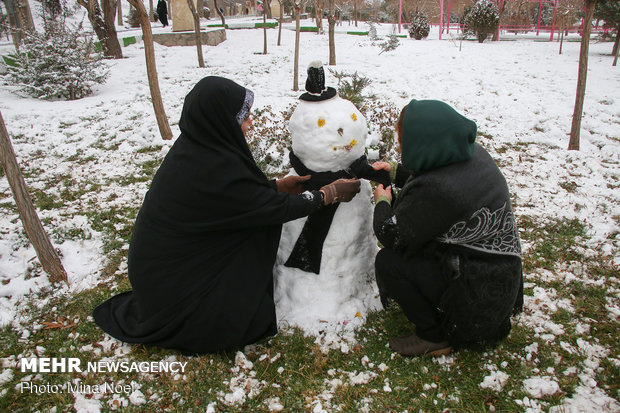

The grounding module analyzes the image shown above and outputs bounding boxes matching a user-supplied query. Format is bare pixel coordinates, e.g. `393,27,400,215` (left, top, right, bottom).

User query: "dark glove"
320,179,361,205
276,175,311,194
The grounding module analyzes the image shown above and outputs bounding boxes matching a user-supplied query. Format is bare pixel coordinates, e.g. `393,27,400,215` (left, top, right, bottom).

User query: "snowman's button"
318,118,326,127
352,113,358,121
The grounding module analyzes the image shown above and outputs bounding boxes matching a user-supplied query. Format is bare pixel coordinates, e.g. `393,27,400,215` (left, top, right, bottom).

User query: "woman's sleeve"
389,162,415,188
373,199,406,251
284,190,324,221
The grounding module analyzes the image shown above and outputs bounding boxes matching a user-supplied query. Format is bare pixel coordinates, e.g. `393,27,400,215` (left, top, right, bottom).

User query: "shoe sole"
426,347,452,357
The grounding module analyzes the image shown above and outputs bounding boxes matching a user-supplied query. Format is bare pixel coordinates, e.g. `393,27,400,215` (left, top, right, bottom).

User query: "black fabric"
372,145,523,349
157,0,168,26
300,64,338,102
438,249,522,349
299,87,337,102
284,152,390,273
93,76,322,354
375,248,450,342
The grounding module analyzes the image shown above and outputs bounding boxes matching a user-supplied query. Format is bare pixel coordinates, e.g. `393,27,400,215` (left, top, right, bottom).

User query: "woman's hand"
373,184,392,203
276,175,311,194
371,161,391,172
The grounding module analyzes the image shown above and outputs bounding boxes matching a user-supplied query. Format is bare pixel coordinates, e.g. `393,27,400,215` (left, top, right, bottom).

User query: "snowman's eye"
337,128,343,136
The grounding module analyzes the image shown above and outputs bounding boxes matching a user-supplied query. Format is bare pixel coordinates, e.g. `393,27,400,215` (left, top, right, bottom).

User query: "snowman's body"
273,96,381,334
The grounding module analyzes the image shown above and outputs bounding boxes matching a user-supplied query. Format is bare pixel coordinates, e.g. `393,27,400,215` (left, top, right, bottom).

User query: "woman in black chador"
157,0,168,27
93,76,360,354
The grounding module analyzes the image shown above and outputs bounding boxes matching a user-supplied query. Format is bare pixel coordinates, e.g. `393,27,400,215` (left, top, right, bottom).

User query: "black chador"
93,77,322,354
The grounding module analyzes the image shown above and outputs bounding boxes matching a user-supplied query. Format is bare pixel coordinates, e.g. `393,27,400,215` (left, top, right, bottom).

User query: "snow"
289,96,367,172
523,376,561,398
480,370,510,392
0,8,619,412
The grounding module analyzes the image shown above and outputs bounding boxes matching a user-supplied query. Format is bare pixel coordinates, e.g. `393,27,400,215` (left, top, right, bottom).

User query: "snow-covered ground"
0,13,618,412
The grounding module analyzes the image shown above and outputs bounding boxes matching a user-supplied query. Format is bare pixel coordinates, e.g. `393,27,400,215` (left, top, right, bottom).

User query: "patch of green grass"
85,205,138,253
136,145,163,154
519,216,587,272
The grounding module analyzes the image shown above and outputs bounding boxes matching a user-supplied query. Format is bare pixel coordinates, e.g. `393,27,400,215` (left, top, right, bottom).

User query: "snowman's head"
289,96,367,172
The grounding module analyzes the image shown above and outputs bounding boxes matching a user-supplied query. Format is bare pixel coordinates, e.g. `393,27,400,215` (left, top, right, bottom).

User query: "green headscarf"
400,100,477,173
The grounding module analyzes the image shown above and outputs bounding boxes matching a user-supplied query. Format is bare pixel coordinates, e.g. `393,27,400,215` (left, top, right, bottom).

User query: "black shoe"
388,331,451,357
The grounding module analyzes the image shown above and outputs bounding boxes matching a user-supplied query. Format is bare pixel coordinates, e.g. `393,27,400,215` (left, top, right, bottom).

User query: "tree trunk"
327,0,335,64
196,0,203,17
117,0,123,26
277,0,283,46
293,4,300,91
568,0,596,151
613,30,619,66
103,0,123,56
213,0,225,26
127,0,173,140
3,0,35,45
0,111,68,285
265,0,272,19
263,9,268,54
354,0,357,27
187,0,205,67
77,0,123,59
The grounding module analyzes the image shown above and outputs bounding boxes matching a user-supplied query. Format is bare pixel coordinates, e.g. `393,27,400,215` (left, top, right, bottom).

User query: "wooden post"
0,111,68,285
127,0,173,140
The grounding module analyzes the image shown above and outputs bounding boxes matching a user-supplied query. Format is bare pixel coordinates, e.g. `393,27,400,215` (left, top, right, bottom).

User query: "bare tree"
313,0,323,33
262,1,268,54
213,0,225,26
326,0,336,65
117,0,123,25
127,0,173,140
556,0,580,55
0,111,68,285
187,0,205,67
2,0,35,46
293,0,302,91
77,0,123,58
568,0,597,151
277,0,284,45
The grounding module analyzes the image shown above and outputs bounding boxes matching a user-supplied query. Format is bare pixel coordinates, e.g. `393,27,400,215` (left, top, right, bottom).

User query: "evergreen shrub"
463,0,500,43
3,21,109,100
409,11,430,40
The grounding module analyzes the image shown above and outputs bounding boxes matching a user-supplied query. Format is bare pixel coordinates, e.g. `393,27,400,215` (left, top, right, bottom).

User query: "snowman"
273,62,387,335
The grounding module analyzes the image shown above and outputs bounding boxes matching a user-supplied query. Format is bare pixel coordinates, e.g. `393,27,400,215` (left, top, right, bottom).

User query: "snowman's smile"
332,139,358,152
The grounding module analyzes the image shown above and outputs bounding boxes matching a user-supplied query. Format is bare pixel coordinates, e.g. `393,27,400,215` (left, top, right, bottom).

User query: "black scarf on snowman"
285,151,390,274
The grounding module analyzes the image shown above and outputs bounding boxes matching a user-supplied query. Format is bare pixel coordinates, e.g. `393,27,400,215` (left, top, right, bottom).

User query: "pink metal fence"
430,0,609,41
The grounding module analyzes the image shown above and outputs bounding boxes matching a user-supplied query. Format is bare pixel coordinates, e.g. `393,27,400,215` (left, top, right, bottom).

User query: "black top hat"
300,61,337,102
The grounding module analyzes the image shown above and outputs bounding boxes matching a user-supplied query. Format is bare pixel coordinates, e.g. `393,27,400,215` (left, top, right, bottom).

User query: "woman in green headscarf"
371,100,523,357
